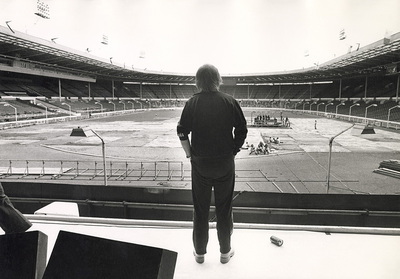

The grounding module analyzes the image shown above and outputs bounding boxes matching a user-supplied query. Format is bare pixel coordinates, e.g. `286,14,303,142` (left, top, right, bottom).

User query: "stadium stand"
1,75,399,103
0,26,399,127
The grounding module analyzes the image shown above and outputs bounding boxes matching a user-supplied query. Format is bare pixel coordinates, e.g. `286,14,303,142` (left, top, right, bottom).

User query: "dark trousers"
191,154,235,254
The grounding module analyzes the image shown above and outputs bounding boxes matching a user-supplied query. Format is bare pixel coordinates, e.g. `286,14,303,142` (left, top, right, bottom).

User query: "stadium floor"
0,107,399,194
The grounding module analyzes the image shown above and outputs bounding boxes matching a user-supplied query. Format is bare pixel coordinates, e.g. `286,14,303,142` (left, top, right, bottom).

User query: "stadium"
1,1,400,278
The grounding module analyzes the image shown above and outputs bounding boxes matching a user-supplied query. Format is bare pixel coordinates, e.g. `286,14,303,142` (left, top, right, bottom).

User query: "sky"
1,0,399,75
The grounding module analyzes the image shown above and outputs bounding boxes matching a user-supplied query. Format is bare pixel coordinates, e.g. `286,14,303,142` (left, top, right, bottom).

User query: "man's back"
179,91,247,158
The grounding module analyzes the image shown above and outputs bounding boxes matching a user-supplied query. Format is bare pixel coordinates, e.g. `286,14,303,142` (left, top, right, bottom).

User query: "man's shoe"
220,248,234,264
193,251,205,264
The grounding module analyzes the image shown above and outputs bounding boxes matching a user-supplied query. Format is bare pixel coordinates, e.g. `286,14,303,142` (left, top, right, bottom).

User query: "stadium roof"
0,25,399,84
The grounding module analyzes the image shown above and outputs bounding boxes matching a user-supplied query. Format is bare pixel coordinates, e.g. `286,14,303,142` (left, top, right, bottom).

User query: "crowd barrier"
0,108,146,130
249,107,400,130
2,105,400,131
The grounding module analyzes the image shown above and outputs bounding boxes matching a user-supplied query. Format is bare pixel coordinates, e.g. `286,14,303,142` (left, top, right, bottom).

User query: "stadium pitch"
0,107,399,194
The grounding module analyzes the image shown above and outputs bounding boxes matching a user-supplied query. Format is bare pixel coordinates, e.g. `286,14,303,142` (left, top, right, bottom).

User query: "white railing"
0,108,145,130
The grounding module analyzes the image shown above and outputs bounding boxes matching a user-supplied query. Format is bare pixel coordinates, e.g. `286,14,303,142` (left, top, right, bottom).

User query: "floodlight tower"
34,0,50,19
5,21,15,33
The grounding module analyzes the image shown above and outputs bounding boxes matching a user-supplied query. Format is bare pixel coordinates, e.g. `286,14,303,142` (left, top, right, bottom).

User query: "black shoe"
193,251,205,264
220,248,234,264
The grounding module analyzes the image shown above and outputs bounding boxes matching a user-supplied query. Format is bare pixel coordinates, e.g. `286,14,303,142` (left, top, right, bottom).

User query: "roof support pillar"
58,79,62,101
279,84,281,99
88,82,91,99
112,80,115,100
396,74,399,103
364,76,368,102
338,79,342,100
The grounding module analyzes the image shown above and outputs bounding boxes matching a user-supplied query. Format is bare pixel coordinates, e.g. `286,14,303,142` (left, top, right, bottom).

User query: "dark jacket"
177,91,247,158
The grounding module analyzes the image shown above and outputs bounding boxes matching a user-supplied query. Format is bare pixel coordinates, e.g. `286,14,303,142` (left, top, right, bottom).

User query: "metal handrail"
0,159,186,182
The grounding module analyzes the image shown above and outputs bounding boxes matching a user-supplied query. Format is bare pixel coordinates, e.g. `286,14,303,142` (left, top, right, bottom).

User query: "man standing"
177,64,247,264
